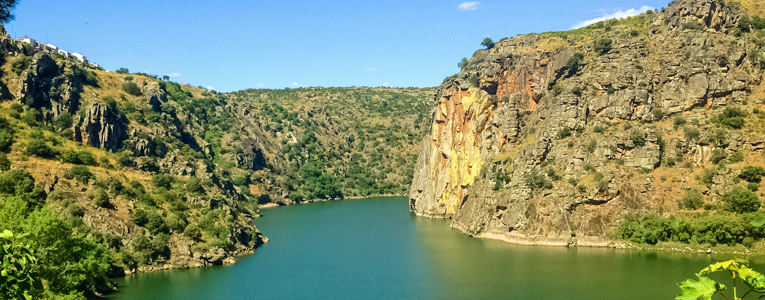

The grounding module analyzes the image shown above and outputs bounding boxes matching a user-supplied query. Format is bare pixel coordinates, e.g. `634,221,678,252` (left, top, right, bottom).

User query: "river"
111,196,765,299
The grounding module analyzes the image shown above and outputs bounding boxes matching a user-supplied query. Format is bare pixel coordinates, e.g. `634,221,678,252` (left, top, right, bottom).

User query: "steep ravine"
410,0,765,247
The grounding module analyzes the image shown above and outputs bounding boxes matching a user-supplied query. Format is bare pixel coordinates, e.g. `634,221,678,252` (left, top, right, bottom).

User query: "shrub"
709,149,727,164
571,86,582,96
586,139,597,153
183,224,202,241
52,112,73,133
565,53,584,76
629,130,646,147
740,166,765,183
684,127,700,141
729,152,744,163
558,127,572,139
594,38,613,55
652,108,663,120
524,169,552,190
186,177,204,194
68,165,94,183
722,187,760,214
748,182,760,192
712,107,746,129
682,22,704,30
21,108,41,126
468,74,479,87
93,188,110,208
680,189,703,209
11,56,32,75
0,153,9,171
117,151,133,167
122,81,142,96
673,116,686,127
593,125,606,134
701,168,716,185
0,129,14,152
152,174,175,189
577,185,587,193
115,67,129,74
26,139,57,158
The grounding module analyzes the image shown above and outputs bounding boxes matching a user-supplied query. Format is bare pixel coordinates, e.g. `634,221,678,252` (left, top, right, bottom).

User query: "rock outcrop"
410,0,764,245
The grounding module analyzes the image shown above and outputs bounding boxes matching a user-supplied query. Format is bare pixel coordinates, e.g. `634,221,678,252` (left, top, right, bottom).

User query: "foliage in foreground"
676,259,765,300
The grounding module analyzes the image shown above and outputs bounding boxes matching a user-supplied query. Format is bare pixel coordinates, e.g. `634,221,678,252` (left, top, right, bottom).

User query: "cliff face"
411,0,765,245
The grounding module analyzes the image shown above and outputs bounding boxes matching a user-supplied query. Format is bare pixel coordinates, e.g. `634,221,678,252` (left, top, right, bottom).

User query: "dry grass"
730,0,765,17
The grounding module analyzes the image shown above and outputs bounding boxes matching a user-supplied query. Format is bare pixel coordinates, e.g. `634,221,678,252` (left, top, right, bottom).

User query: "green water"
111,197,765,299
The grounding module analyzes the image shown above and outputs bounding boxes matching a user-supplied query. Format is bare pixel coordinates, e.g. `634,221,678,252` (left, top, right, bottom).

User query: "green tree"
740,166,765,183
481,37,495,49
0,0,19,23
722,187,760,214
26,139,56,158
122,81,142,96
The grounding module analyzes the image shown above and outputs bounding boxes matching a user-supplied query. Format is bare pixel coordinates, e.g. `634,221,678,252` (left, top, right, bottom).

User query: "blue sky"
8,0,670,92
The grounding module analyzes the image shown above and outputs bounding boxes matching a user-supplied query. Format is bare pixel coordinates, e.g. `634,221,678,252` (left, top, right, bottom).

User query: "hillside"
410,0,765,250
0,24,433,298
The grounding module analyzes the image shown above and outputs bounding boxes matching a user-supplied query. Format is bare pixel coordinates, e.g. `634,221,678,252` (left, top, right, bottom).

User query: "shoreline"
258,193,404,209
440,214,764,258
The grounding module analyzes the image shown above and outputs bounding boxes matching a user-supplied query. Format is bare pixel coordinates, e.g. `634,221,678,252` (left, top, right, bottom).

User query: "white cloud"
381,82,390,87
169,72,182,77
206,86,216,91
366,67,378,72
571,6,654,29
291,82,299,87
457,1,479,11
257,83,264,87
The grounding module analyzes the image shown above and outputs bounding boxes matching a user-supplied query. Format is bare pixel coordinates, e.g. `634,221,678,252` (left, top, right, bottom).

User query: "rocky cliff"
410,0,765,246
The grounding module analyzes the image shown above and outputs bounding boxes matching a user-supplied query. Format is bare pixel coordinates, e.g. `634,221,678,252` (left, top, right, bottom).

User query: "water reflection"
113,197,765,300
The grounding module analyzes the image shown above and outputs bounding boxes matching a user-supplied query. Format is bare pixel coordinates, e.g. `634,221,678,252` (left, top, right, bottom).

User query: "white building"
71,52,87,63
57,49,69,58
17,36,36,47
43,43,57,51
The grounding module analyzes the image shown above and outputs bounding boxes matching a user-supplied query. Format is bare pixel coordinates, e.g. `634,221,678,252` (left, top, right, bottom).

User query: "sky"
7,0,670,92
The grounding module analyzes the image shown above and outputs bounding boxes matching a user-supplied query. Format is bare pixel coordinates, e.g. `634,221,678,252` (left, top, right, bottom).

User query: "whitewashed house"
43,43,57,51
17,36,36,47
71,52,87,63
57,49,69,58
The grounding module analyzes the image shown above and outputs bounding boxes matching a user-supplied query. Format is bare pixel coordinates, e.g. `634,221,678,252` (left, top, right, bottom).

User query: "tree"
457,57,469,69
481,37,495,49
162,75,170,81
0,0,18,23
722,187,760,214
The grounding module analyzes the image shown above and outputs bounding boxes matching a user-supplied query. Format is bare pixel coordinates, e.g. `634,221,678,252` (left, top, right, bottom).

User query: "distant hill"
0,23,433,297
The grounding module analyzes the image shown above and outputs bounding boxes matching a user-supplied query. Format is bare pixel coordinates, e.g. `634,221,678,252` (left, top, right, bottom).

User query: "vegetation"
614,212,765,246
594,38,613,55
722,187,760,214
676,259,765,300
481,38,495,49
122,81,142,96
712,107,747,129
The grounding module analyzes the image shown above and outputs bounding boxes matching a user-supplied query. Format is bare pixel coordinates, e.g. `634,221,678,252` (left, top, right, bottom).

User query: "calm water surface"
112,197,765,299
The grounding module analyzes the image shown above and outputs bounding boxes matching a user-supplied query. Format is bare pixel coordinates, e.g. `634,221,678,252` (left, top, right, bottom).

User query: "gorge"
2,0,765,298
